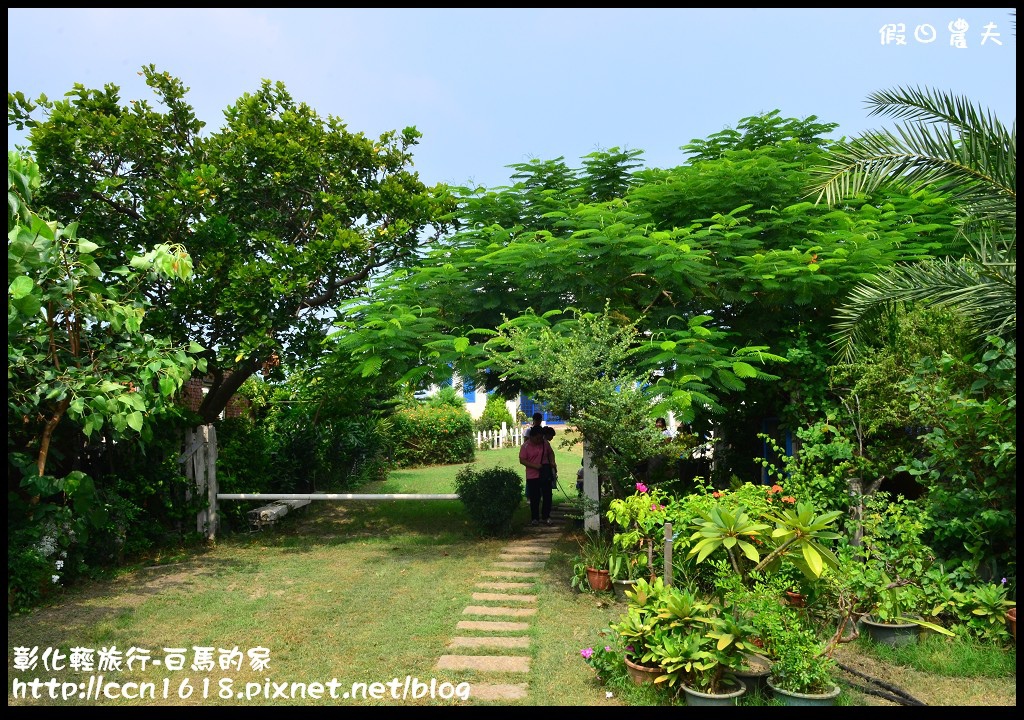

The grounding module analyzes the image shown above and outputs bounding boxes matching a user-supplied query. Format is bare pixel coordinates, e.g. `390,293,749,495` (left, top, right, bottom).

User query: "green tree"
810,86,1016,361
330,112,963,482
8,151,203,477
9,65,453,423
8,151,203,609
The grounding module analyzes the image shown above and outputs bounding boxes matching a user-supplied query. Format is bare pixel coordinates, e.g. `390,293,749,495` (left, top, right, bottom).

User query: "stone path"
435,504,572,703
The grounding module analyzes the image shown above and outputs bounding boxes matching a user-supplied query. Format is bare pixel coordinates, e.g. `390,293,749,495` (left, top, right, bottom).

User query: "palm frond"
809,86,1016,233
831,256,1016,362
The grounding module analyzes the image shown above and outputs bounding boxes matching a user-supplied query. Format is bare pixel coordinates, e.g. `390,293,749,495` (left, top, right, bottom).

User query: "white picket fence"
474,422,528,450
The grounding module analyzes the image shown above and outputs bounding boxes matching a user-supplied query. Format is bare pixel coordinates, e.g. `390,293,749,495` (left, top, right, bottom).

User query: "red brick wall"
181,378,205,413
179,375,251,420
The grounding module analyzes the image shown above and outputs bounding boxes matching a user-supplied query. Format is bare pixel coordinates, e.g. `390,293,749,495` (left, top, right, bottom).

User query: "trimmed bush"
390,405,475,467
474,393,516,432
454,465,524,536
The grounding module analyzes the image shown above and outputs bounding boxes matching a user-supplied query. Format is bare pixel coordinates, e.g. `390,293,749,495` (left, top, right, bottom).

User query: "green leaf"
11,294,41,317
126,411,144,432
159,377,176,397
732,361,757,378
9,275,35,299
802,542,824,577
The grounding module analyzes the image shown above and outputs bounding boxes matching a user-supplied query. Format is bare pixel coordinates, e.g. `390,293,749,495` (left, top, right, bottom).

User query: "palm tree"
809,85,1015,361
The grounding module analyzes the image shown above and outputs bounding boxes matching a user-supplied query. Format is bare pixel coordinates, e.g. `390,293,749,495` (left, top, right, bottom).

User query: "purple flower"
581,648,594,660
604,646,612,652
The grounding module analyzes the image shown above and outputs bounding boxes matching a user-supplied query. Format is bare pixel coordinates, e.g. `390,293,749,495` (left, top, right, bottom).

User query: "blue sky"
8,8,1017,190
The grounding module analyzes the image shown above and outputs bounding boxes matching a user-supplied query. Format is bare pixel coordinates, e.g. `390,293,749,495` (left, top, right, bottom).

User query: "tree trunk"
196,357,260,424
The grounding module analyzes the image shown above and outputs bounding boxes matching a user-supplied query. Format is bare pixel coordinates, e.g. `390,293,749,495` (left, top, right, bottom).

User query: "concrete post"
582,441,600,532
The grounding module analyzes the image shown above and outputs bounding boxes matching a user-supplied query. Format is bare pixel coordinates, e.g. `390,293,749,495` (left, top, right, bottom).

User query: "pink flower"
636,483,648,493
604,646,612,652
581,648,594,660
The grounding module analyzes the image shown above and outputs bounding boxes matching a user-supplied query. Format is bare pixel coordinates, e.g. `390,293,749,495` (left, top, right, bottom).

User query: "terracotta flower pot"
586,566,612,591
623,655,665,685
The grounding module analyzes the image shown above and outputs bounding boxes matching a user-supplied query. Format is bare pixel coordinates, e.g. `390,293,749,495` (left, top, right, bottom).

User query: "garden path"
435,503,572,702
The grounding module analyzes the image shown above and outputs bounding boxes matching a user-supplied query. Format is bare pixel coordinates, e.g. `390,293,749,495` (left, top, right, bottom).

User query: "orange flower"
782,496,796,504
712,491,722,498
769,484,783,494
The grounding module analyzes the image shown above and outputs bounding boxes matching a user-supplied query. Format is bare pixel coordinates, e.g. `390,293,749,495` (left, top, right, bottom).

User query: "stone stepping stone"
463,605,536,617
501,546,551,554
499,556,549,563
475,582,535,590
471,592,536,603
456,620,529,632
447,636,529,650
501,545,552,553
479,570,539,578
436,655,529,673
492,561,545,570
467,683,528,701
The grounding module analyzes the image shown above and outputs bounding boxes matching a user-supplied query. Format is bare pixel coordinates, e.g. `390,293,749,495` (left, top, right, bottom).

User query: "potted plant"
608,577,672,683
636,581,754,704
609,548,648,601
606,483,669,582
610,606,667,683
763,614,841,706
575,529,615,591
676,610,754,705
840,493,955,645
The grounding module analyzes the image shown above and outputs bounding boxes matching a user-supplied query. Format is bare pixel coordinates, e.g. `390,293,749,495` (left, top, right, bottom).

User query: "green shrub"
390,405,475,467
475,393,515,432
426,385,466,410
899,336,1016,581
454,465,523,536
215,416,276,529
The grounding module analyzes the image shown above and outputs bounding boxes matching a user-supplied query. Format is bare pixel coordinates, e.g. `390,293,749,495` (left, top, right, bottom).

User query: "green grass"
860,631,1016,678
7,441,1015,706
380,442,583,496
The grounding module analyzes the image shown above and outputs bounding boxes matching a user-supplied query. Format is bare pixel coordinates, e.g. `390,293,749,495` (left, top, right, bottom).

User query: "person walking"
519,427,554,525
